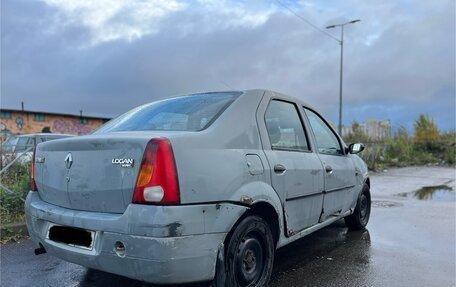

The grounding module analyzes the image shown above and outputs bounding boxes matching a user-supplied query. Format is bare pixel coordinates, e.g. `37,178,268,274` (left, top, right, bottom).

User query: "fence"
0,146,33,203
0,146,34,225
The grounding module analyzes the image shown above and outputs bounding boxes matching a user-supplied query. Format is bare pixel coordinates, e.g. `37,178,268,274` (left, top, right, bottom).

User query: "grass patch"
0,225,27,244
0,163,29,225
349,133,455,171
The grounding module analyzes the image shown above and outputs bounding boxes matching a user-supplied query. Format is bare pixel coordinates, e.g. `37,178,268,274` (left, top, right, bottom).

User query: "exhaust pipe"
34,244,46,255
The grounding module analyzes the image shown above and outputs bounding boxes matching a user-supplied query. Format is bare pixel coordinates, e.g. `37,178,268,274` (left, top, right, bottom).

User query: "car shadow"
79,269,207,287
270,220,372,286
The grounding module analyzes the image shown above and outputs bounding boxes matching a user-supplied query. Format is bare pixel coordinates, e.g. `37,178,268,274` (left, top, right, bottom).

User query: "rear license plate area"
48,225,95,250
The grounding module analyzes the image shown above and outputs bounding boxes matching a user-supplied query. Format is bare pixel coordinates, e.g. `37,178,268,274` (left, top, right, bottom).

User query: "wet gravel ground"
1,166,455,287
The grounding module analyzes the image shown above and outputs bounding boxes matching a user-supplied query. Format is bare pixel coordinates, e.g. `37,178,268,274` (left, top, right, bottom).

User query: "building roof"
0,108,111,120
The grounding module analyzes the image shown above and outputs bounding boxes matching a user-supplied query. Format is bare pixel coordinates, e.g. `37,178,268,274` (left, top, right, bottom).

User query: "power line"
273,0,340,42
219,79,234,90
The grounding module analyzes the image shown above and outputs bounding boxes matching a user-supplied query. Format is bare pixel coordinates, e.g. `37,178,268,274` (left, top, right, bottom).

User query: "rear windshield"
95,92,241,133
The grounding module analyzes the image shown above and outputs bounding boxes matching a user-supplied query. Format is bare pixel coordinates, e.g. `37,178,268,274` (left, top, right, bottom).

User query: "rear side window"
95,92,241,133
265,100,310,151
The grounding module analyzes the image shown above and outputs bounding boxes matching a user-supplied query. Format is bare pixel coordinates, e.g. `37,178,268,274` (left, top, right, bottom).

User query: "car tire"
345,183,371,230
223,215,275,287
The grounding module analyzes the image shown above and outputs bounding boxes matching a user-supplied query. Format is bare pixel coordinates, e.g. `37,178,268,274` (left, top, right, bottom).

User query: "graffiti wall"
52,119,92,134
0,110,109,136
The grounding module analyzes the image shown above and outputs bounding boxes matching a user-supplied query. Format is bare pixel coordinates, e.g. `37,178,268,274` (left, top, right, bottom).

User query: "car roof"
179,89,314,108
241,89,317,111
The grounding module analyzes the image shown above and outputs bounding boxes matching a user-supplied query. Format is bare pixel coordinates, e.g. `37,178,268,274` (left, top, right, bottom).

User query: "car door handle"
274,164,286,174
325,165,333,174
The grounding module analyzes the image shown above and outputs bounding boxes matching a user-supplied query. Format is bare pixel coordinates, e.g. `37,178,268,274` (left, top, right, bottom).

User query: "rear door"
303,108,356,220
262,98,324,235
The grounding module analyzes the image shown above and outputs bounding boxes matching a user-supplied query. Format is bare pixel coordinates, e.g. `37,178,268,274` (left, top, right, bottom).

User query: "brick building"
0,109,111,138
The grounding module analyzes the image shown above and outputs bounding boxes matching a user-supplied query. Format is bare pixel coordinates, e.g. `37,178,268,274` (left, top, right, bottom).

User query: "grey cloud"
1,0,454,131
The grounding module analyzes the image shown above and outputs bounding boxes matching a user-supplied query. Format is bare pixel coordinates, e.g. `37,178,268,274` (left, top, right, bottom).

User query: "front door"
303,108,356,220
263,99,324,235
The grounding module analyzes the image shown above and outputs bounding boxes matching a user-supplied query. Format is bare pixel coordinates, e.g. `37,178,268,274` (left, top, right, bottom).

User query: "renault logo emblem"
64,153,73,169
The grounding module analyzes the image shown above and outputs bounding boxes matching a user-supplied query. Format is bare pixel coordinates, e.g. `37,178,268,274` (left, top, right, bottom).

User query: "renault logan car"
26,90,370,286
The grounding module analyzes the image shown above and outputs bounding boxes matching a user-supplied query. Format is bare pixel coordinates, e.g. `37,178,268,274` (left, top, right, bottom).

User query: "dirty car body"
25,90,370,285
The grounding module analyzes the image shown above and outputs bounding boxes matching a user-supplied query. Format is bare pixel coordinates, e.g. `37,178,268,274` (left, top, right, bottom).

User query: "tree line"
343,114,455,169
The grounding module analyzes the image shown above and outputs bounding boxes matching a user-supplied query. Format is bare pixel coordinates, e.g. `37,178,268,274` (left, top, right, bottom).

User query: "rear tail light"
30,149,38,191
132,138,180,205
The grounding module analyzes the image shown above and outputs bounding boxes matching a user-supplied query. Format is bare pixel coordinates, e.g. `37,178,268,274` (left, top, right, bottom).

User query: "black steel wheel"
345,183,371,230
224,215,274,287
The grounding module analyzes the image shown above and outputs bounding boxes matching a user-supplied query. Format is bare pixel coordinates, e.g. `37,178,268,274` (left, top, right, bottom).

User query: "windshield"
95,92,241,133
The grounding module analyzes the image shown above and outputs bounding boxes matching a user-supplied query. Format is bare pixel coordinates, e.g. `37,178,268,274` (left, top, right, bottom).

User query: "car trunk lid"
34,133,162,213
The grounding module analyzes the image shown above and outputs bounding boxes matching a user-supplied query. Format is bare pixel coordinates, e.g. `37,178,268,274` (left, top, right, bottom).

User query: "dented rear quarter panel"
171,90,275,204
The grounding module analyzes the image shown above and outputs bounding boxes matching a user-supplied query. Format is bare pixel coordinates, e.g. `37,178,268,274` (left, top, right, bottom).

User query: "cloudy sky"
1,0,455,132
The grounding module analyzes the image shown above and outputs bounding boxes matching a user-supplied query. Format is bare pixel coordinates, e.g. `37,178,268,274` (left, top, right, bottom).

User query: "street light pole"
326,19,360,136
338,25,344,136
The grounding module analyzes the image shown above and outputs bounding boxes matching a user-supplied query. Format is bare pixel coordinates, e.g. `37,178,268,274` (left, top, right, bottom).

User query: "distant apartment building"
342,119,392,140
0,108,110,138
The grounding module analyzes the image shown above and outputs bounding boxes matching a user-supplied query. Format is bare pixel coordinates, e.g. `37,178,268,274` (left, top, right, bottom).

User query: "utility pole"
326,19,360,135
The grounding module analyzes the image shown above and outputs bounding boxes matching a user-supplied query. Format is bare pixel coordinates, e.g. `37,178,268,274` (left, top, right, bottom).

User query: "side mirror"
348,143,365,154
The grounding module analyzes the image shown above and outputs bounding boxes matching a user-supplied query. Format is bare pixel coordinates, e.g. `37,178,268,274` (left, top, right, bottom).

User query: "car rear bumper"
25,192,248,284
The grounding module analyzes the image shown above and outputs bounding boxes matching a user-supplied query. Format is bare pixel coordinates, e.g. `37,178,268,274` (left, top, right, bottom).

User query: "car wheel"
345,183,371,230
224,215,275,287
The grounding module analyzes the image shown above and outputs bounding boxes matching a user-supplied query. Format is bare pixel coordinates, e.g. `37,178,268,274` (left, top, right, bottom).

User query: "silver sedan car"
26,90,370,286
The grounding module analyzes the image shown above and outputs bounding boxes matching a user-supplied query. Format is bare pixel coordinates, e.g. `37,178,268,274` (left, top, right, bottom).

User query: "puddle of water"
398,185,455,202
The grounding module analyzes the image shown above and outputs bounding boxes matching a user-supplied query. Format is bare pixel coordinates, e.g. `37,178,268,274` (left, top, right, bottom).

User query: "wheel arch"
223,181,285,249
245,201,280,244
224,200,282,251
